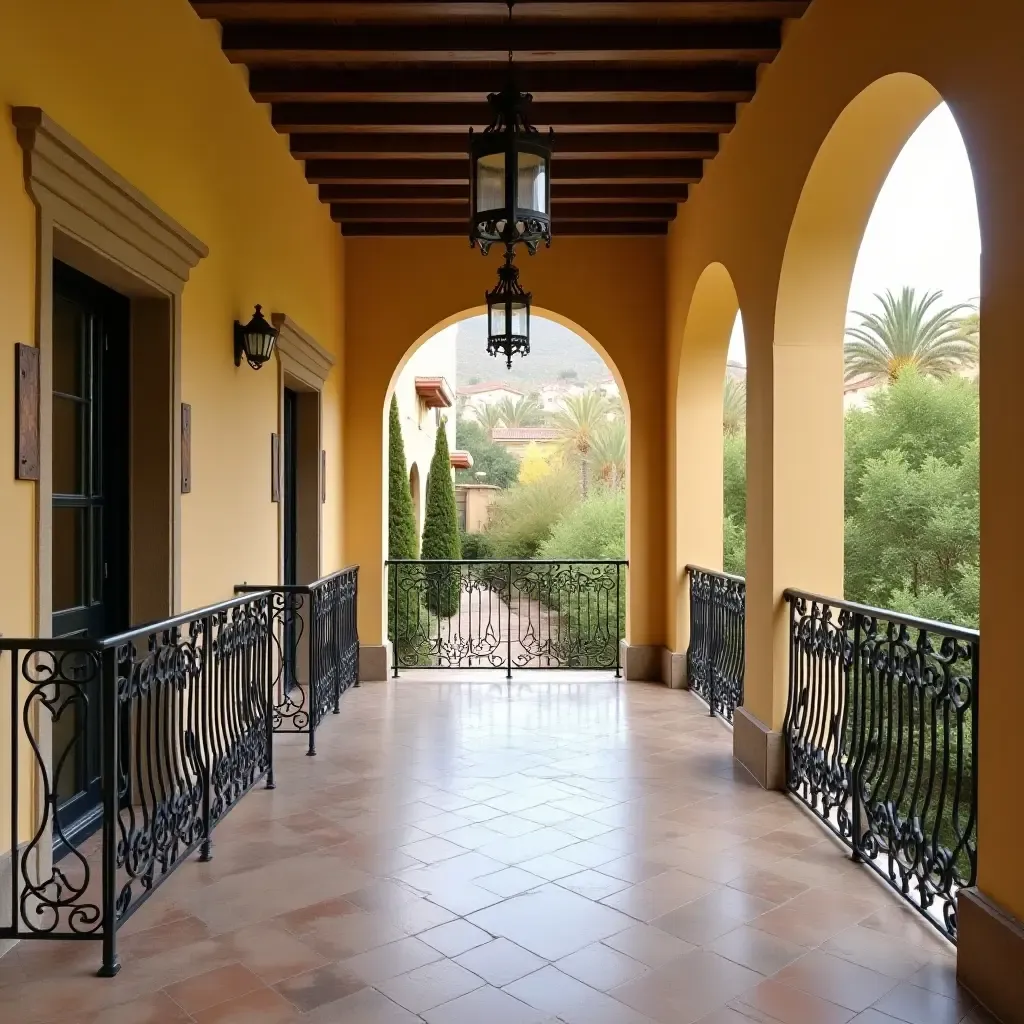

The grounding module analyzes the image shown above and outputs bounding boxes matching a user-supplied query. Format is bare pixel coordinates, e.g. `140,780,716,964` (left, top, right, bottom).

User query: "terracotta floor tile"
301,986,423,1023
730,978,855,1024
598,856,673,884
213,923,329,984
516,853,583,881
399,837,467,864
477,828,577,865
558,816,618,841
419,919,493,957
725,868,811,905
653,887,776,945
274,895,362,935
870,981,976,1024
191,985,299,1024
505,964,654,1022
600,870,719,923
453,938,548,987
272,961,367,1012
376,958,485,1011
71,992,194,1024
120,914,214,962
421,984,552,1024
773,950,899,1012
556,942,650,991
821,925,940,980
477,867,548,897
602,923,696,969
340,935,443,984
163,963,265,1014
709,924,807,976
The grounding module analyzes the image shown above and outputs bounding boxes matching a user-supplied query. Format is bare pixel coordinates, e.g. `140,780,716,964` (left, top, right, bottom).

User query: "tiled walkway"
1,678,993,1024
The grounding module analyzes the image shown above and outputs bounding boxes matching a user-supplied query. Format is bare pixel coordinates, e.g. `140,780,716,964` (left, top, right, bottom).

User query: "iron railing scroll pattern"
685,566,745,722
784,590,978,943
235,566,359,755
387,560,626,677
0,591,274,977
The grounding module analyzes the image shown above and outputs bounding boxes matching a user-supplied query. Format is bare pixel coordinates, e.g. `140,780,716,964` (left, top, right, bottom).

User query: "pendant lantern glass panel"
476,152,505,214
517,150,547,215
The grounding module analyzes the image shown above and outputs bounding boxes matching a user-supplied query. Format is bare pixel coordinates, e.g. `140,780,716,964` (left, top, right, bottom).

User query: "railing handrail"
685,564,746,584
386,558,628,565
0,589,274,652
783,586,979,643
235,564,360,596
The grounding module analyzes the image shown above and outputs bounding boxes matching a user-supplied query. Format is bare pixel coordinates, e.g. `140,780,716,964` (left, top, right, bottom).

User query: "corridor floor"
0,680,993,1024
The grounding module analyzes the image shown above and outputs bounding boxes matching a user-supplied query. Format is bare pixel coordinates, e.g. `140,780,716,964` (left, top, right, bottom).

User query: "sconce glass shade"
234,304,279,370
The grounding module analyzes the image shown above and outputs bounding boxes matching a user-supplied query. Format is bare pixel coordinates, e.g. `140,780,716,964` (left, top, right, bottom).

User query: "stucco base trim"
359,643,391,682
958,887,1024,1024
620,642,663,682
661,649,687,689
734,707,785,790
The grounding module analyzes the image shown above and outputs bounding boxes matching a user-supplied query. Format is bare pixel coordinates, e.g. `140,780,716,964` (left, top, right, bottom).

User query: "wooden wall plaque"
271,433,281,502
180,403,192,493
15,344,40,481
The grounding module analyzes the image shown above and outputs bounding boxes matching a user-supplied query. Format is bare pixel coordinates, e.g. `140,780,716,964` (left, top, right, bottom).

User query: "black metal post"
306,592,317,756
265,601,277,790
849,611,863,861
615,562,622,679
506,561,513,680
199,614,214,862
98,646,121,978
392,562,400,678
353,569,361,687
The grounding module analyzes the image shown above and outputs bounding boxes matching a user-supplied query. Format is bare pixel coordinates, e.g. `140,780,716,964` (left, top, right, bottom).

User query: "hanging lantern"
486,246,531,368
468,1,553,255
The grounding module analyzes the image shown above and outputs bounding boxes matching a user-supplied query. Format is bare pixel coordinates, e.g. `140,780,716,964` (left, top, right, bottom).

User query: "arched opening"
384,307,630,676
771,74,980,942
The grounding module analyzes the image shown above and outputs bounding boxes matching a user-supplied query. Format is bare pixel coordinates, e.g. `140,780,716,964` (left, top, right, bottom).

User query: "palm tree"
844,287,976,384
495,394,542,427
954,309,980,365
723,376,746,436
591,418,627,489
471,401,506,434
553,390,612,496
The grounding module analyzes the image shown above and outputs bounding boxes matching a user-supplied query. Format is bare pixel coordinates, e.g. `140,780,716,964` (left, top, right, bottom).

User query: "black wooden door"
50,260,130,852
283,388,299,689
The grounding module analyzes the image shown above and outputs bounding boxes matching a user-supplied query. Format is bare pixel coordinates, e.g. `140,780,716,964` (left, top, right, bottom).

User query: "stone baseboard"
733,707,785,790
619,642,664,682
661,649,687,689
958,887,1024,1023
358,643,391,682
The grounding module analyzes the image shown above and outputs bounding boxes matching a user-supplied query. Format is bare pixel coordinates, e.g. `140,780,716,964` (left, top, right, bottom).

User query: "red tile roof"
490,427,561,442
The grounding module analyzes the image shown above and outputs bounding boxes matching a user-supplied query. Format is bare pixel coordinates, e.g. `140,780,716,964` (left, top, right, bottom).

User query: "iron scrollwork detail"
686,567,745,721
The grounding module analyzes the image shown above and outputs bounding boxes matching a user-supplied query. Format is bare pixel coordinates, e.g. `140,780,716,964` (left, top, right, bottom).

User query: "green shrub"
486,473,579,558
387,395,419,653
537,488,625,560
461,531,495,560
454,419,520,488
420,418,462,616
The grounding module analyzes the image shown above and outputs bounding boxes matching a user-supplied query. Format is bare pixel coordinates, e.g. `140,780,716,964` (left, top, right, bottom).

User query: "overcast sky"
728,103,980,365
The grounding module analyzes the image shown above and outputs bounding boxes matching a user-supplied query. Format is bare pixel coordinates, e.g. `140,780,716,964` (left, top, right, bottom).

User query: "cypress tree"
420,417,462,616
388,395,417,560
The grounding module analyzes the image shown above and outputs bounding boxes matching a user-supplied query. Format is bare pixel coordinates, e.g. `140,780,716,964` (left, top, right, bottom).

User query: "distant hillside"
456,315,611,387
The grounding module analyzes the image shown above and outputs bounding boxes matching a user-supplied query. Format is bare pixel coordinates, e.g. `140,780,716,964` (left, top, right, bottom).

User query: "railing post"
98,644,121,978
615,562,622,679
392,562,400,679
850,610,862,862
352,569,361,688
265,599,277,790
200,615,214,862
306,591,317,756
708,575,717,718
506,561,513,680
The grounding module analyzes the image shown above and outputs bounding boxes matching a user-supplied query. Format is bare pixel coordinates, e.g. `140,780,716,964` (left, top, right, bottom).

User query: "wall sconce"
234,304,279,370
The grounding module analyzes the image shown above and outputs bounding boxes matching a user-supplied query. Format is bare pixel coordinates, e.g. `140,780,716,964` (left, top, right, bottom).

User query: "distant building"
392,326,457,545
455,483,500,533
844,374,880,411
457,381,524,415
490,426,561,459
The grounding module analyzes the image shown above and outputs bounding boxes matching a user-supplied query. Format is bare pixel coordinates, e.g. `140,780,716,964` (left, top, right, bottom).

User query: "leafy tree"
538,488,625,560
590,418,627,489
844,287,976,384
388,395,418,559
723,376,746,436
495,394,543,427
420,417,462,615
518,442,554,485
454,419,520,488
553,390,612,496
723,515,746,576
460,531,495,560
558,369,578,380
723,432,746,527
486,474,579,558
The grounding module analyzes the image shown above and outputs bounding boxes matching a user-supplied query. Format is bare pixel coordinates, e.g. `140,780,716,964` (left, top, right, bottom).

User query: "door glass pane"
52,396,84,495
53,296,83,397
517,152,547,214
53,507,85,612
476,153,505,213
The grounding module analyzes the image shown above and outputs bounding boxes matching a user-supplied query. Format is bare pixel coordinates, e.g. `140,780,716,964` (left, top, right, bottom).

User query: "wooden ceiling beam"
305,157,703,183
291,132,718,159
249,64,758,103
222,21,782,64
195,3,810,25
340,220,670,236
317,181,690,202
330,201,677,221
273,101,735,132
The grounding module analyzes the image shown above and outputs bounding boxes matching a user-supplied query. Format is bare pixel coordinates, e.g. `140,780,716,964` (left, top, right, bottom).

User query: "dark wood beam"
305,157,703,183
273,101,735,132
330,201,677,221
291,132,718,159
317,181,690,202
195,3,810,24
222,21,782,64
340,220,670,237
249,64,758,103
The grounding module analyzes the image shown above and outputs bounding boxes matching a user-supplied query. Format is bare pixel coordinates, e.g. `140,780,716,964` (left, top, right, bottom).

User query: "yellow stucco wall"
0,0,345,850
343,236,666,652
0,0,346,628
666,0,1024,923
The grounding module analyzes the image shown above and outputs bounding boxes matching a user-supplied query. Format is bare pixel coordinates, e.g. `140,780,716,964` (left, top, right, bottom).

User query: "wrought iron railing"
386,559,626,677
685,566,745,721
236,565,359,755
784,589,978,943
0,591,274,977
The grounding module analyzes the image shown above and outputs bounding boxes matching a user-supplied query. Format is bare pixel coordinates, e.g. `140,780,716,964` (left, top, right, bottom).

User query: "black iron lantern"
468,1,553,255
486,247,531,368
234,304,279,370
